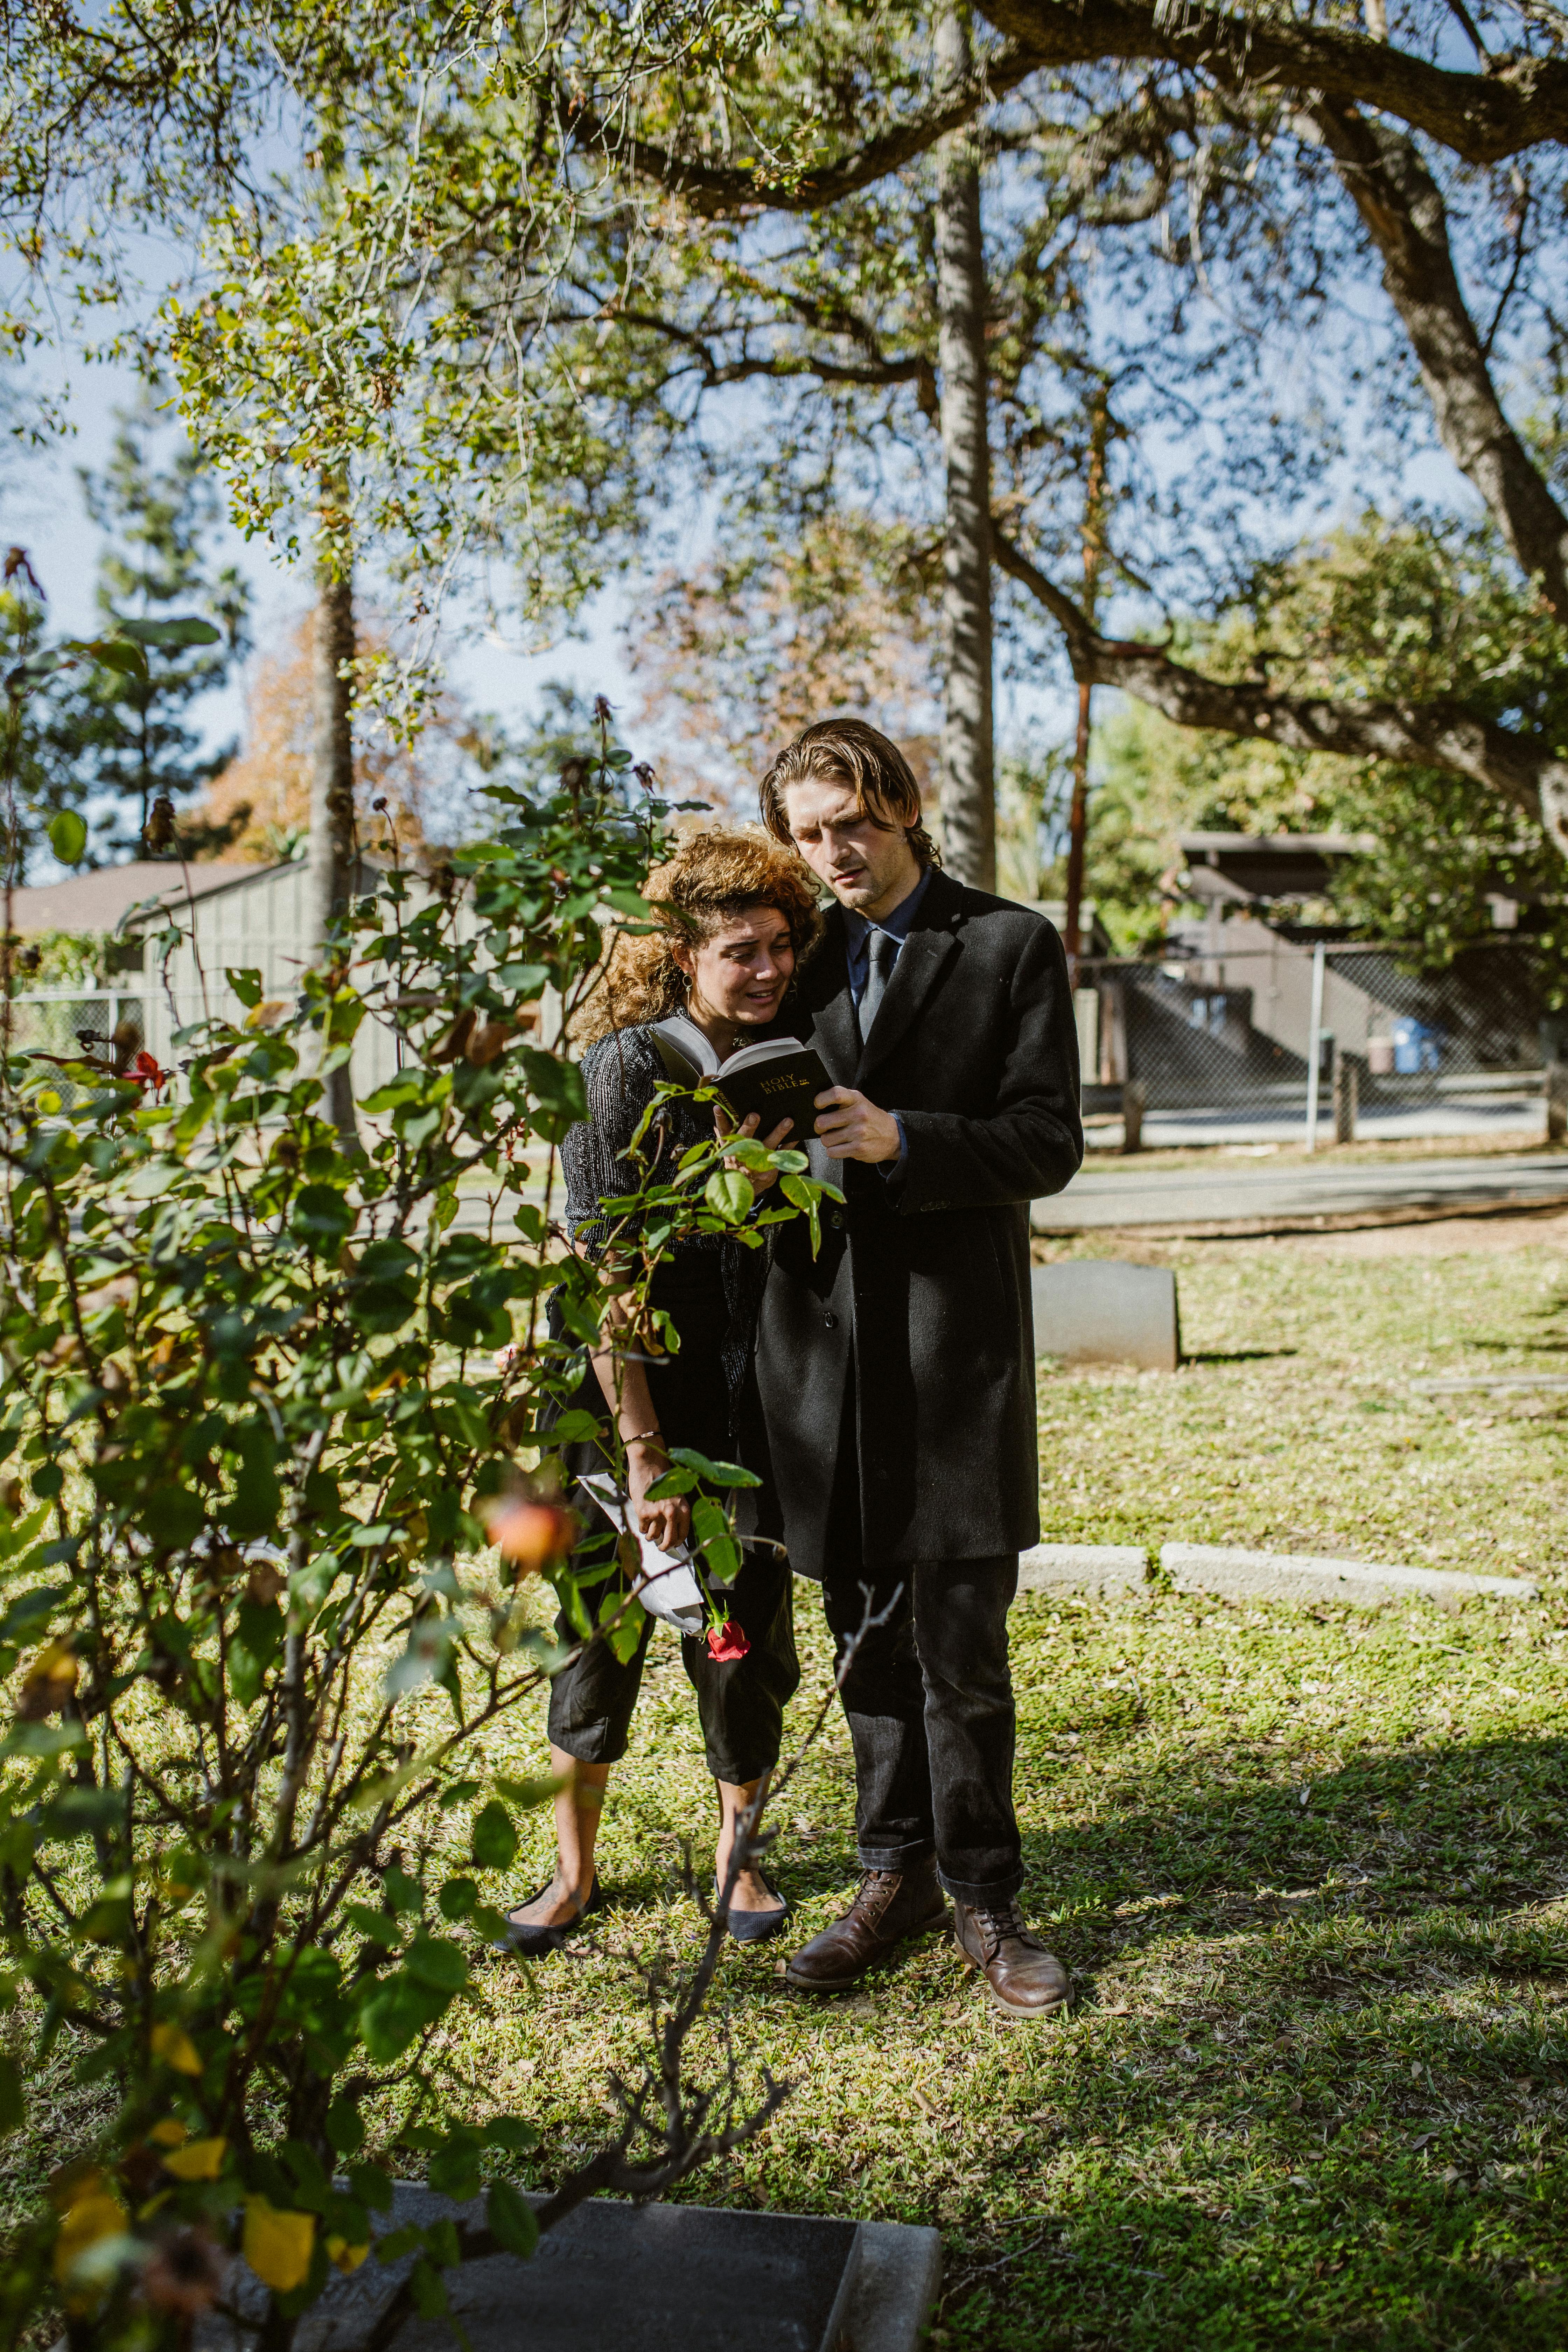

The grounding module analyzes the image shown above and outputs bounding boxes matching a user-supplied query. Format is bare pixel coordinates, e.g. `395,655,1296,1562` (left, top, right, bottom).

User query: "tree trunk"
1063,681,1092,958
309,475,358,1143
1310,104,1568,625
1063,391,1111,962
934,8,996,891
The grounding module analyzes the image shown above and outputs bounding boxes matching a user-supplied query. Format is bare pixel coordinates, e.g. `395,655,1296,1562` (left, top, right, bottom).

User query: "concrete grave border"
189,2182,940,2352
1017,1542,1538,1606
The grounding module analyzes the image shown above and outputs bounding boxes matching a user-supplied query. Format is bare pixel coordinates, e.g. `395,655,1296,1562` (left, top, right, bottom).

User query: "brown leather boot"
784,1857,950,1993
953,1899,1072,2020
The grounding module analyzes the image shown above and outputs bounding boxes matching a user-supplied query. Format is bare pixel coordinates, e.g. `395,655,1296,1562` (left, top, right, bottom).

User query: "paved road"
1032,1151,1568,1232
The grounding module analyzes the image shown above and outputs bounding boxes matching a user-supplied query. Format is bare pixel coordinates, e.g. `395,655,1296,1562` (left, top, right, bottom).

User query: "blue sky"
4,346,646,763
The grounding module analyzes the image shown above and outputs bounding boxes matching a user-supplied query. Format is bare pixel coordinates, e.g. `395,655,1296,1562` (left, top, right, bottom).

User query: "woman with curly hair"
505,827,824,1954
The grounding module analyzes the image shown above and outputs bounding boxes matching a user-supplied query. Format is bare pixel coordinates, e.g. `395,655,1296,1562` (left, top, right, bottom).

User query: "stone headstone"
1031,1261,1180,1372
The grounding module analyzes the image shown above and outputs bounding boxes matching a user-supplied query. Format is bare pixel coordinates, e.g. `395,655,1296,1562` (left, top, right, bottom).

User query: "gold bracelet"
624,1428,667,1449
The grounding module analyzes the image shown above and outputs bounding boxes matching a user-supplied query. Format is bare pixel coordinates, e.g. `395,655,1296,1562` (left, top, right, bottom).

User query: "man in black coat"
754,719,1083,2020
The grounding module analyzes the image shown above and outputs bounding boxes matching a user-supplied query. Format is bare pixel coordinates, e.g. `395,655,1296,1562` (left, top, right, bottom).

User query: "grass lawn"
7,1220,1566,2348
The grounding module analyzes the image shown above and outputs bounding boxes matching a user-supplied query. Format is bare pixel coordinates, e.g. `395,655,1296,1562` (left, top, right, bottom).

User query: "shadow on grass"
1181,1348,1300,1364
497,1701,1568,2348
932,1730,1568,2350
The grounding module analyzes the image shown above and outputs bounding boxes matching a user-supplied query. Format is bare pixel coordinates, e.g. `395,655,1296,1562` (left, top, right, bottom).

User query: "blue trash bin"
1392,1017,1443,1074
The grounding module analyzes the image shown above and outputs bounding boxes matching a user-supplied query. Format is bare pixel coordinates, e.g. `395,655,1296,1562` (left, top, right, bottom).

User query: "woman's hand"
627,1435,690,1552
715,1106,797,1196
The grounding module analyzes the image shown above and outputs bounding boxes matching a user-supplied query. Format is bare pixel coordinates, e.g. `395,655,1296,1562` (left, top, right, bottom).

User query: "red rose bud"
706,1619,750,1662
483,1497,576,1574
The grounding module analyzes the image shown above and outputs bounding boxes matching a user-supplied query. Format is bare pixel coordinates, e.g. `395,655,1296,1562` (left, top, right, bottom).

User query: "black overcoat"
755,867,1083,1576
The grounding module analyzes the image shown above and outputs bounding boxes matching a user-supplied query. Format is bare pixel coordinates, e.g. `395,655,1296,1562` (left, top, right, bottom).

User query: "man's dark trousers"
820,1376,1021,1903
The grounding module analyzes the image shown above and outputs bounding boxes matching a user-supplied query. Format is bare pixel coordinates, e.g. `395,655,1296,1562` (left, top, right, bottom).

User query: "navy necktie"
859,928,898,1044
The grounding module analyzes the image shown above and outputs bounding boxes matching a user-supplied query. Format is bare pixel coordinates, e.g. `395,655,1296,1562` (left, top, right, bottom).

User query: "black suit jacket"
755,867,1083,1575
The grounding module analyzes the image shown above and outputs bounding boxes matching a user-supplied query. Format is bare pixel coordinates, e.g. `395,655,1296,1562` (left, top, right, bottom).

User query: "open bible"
650,1013,829,1142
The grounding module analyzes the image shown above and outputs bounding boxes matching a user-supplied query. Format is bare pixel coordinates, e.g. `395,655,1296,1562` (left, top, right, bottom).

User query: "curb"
1017,1544,1149,1594
1015,1541,1539,1606
1161,1542,1538,1605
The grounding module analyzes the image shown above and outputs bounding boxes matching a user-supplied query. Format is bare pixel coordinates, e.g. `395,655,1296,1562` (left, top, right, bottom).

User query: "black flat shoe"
500,1873,604,1957
714,1875,791,1945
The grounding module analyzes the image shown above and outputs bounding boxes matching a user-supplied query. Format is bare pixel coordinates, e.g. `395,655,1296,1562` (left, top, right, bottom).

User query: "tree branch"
992,524,1568,853
570,44,1043,216
606,304,931,397
1306,103,1568,623
974,0,1568,165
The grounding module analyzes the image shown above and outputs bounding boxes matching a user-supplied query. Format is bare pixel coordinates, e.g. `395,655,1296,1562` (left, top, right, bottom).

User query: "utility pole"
1064,388,1112,967
308,469,358,1144
933,8,995,891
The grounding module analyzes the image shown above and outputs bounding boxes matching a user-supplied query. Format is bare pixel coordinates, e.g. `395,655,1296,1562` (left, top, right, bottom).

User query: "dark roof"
1177,832,1377,902
6,861,275,936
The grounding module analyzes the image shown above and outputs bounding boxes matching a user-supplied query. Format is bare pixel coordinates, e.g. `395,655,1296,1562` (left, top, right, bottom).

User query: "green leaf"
471,1800,517,1871
0,1586,67,1643
42,1785,124,1840
144,1482,205,1549
490,1773,561,1811
229,1426,281,1536
48,810,87,865
347,1280,417,1335
437,1877,477,1921
667,1446,761,1490
348,2162,395,2214
359,1973,447,2063
606,1598,646,1663
704,1170,753,1223
81,636,146,681
118,615,222,648
0,2053,23,2137
427,2136,483,2200
407,2257,448,2320
404,1934,468,1994
481,2116,539,2154
486,2177,539,2261
0,1719,87,1759
324,2100,365,2156
290,1185,353,1253
226,966,264,1008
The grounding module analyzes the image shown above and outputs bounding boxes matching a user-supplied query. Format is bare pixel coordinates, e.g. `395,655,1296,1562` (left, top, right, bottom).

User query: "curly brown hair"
757,719,940,867
583,826,825,1040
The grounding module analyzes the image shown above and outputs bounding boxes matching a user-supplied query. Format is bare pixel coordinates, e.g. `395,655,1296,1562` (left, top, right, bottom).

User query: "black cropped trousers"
545,1259,798,1786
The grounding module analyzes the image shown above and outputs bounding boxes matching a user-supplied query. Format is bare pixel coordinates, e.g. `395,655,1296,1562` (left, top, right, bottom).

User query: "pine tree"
44,408,252,861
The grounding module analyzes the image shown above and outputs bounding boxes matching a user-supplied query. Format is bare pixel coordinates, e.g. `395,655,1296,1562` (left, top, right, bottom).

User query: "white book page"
650,1014,719,1075
719,1034,809,1076
578,1473,708,1632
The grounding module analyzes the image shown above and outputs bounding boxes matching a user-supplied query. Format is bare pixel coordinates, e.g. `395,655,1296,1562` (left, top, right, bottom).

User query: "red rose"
706,1618,749,1661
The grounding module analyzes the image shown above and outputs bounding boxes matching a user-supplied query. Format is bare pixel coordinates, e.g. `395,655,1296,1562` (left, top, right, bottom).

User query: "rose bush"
0,677,830,2350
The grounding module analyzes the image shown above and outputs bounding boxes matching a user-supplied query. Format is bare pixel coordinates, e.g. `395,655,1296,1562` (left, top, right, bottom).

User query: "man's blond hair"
757,720,940,867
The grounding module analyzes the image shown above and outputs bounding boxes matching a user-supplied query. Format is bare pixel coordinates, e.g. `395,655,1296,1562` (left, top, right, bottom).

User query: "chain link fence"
1076,934,1568,1148
2,988,160,1106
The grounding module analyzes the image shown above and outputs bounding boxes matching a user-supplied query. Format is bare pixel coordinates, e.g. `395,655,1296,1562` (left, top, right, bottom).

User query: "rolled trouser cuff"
547,1718,634,1767
856,1838,936,1873
938,1867,1025,1905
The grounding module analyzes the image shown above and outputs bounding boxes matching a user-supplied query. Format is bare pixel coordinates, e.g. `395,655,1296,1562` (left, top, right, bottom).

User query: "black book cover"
650,1030,829,1143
